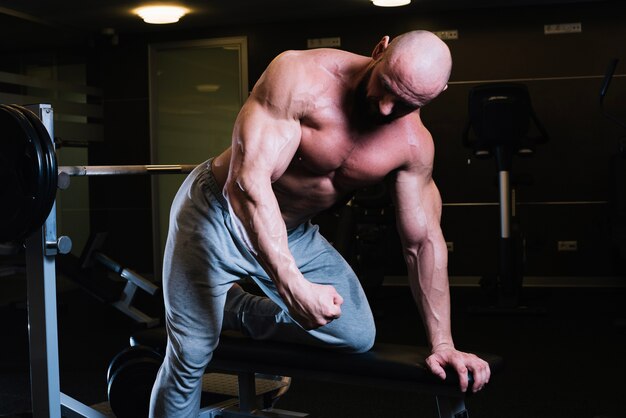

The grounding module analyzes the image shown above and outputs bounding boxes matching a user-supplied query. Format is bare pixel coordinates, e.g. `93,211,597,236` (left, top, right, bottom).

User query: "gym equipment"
106,345,164,418
0,104,57,242
106,340,290,418
58,232,160,327
0,103,196,243
104,327,503,418
463,83,548,312
0,103,197,418
324,183,394,301
600,58,625,131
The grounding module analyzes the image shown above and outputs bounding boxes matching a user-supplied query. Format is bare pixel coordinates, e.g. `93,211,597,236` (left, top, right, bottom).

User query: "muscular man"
150,30,491,418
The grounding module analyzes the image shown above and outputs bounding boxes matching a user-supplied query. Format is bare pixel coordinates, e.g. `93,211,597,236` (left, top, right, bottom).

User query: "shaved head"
381,31,452,106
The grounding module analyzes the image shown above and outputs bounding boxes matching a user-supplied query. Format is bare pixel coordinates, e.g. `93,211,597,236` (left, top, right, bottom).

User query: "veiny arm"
392,162,453,349
391,145,490,392
224,53,343,329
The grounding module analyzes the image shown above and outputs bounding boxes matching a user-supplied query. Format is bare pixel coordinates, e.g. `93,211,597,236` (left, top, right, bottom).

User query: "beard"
352,70,399,127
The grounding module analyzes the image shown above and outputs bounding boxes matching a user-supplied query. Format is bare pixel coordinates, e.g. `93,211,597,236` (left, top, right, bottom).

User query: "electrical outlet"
433,30,458,40
557,241,578,251
544,22,582,35
446,242,454,252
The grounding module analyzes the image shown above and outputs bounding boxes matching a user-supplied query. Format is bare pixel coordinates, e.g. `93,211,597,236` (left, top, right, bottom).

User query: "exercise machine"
463,83,548,312
58,232,160,327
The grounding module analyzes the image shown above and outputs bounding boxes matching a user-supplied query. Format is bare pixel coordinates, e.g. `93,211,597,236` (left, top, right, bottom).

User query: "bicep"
391,168,444,249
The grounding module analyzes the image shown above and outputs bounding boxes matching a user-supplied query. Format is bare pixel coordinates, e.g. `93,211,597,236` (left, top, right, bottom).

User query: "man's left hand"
425,346,491,393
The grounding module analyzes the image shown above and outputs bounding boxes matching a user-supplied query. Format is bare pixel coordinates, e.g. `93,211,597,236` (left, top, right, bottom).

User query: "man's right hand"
283,279,343,329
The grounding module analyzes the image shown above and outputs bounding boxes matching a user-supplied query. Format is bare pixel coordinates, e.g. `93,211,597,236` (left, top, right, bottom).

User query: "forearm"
224,178,304,296
406,239,454,351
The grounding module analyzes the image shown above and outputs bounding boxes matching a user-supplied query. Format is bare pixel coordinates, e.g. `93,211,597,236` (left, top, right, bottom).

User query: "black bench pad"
132,327,503,393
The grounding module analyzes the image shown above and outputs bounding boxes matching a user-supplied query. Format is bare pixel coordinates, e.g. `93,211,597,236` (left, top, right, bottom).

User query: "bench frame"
196,367,469,418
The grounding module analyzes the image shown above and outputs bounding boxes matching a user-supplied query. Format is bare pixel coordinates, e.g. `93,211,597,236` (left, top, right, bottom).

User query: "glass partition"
149,37,248,278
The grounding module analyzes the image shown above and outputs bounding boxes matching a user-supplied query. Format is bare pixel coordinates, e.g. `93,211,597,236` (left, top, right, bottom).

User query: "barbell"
0,104,197,243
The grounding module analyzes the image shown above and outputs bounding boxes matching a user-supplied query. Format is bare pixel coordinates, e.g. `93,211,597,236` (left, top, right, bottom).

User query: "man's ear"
371,36,390,60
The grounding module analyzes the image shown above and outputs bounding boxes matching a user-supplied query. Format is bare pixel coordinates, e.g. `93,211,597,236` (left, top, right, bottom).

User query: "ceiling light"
134,5,189,24
372,0,411,6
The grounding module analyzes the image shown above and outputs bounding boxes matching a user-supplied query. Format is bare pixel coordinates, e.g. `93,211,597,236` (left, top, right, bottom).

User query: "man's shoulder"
255,49,360,116
268,49,359,79
392,112,433,145
274,48,357,63
391,115,435,171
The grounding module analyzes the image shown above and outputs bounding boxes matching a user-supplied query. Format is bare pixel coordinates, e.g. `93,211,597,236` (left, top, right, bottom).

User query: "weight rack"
20,104,195,417
22,104,105,417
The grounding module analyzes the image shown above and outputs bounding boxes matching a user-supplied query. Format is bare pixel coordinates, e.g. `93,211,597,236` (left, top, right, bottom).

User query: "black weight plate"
108,357,161,418
107,345,163,384
0,105,46,242
8,105,49,239
9,105,57,231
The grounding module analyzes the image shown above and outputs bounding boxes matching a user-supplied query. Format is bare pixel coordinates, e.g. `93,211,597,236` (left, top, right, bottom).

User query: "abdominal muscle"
272,169,347,228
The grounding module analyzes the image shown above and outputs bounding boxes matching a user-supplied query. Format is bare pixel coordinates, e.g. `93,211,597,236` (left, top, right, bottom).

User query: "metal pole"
498,170,511,239
59,164,197,176
25,213,62,418
25,104,62,418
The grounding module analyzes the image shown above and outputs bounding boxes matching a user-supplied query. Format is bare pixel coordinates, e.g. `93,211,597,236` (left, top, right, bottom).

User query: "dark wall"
87,42,154,272
87,1,626,280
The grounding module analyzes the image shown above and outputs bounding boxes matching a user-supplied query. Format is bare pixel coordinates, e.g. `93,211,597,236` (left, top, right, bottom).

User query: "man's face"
363,59,420,124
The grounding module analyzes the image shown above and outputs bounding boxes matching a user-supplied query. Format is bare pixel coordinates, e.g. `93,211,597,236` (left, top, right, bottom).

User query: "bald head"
379,31,452,106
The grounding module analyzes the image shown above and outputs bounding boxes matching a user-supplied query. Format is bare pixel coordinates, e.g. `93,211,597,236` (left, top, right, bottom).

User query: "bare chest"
291,115,412,189
271,109,427,225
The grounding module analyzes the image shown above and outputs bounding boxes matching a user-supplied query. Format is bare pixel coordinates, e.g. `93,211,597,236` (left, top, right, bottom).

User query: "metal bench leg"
237,372,257,413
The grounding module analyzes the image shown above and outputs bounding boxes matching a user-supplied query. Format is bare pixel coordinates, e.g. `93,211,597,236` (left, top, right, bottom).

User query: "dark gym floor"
1,274,625,418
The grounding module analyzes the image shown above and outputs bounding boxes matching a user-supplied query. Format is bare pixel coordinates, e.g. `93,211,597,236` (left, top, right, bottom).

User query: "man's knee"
166,335,214,377
352,324,376,353
339,321,376,354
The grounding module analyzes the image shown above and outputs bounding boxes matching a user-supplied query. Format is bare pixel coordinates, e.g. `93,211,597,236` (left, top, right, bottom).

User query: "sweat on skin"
212,30,490,392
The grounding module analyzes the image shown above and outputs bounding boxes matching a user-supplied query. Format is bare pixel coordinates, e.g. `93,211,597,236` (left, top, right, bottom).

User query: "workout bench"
119,327,503,418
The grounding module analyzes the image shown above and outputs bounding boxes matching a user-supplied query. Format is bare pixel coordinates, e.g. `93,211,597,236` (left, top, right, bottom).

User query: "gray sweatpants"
149,159,376,418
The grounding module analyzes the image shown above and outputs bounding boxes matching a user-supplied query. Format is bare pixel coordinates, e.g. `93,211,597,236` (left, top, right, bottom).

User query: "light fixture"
372,0,411,6
133,4,189,24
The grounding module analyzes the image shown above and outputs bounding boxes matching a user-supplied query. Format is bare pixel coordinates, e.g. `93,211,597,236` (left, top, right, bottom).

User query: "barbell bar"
59,165,197,176
56,165,197,189
0,103,198,242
